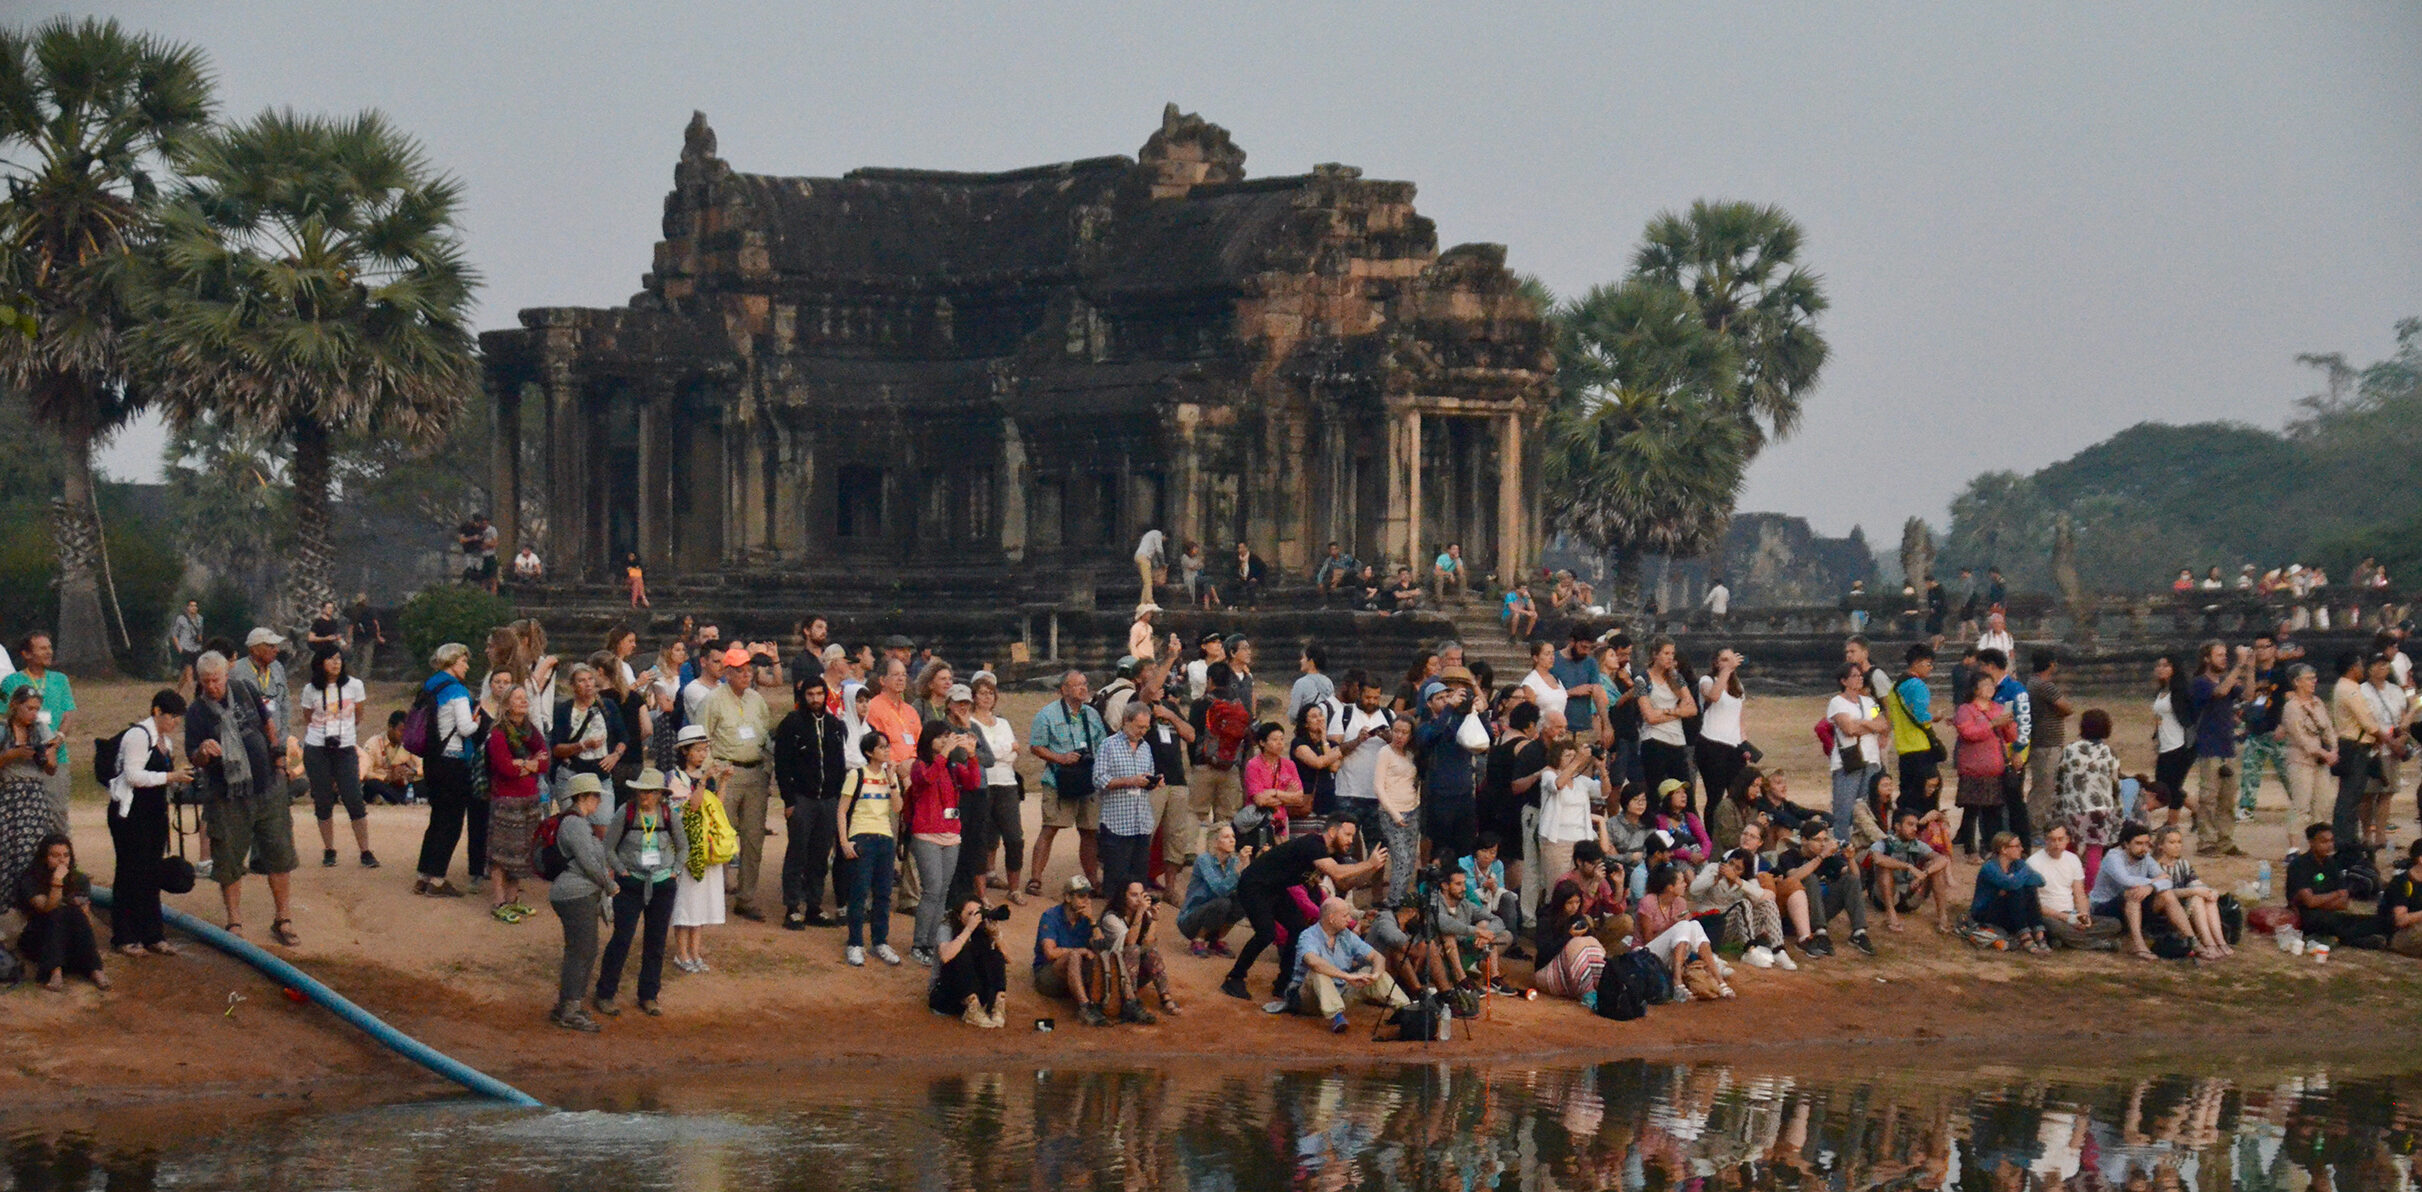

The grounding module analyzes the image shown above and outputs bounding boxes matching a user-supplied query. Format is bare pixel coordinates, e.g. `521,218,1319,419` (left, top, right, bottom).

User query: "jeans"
552,892,602,1007
783,797,841,915
847,833,895,948
1177,896,1241,940
1831,765,1877,838
1972,886,2045,937
598,875,676,1004
1100,830,1152,902
1810,869,1869,935
908,836,960,951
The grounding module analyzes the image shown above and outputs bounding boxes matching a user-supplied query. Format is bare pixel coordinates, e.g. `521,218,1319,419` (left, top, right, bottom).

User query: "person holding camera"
1220,818,1388,1005
1415,666,1487,862
1179,821,1247,955
932,897,1011,1027
905,719,981,967
1094,702,1163,900
1430,865,1513,995
1100,879,1179,1021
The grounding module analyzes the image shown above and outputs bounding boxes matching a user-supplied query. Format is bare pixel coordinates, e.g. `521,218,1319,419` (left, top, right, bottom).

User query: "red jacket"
904,754,979,836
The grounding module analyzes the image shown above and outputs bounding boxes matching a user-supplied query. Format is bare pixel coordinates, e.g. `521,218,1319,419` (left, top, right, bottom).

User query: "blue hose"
91,885,543,1108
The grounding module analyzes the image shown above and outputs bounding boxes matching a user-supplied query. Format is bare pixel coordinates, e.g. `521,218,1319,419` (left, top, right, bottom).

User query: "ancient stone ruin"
481,105,1554,601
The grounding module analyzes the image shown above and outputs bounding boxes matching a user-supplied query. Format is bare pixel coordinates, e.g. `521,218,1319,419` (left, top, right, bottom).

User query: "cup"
2311,943,2330,964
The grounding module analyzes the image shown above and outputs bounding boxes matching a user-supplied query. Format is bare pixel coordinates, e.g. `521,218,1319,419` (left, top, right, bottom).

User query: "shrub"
398,584,513,673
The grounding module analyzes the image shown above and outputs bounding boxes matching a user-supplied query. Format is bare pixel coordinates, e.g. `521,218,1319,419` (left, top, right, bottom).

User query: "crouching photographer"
931,897,1012,1028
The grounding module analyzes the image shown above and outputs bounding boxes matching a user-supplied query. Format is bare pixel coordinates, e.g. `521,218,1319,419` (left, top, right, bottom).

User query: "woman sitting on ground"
2153,826,2232,958
1605,784,1653,872
1633,864,1732,1000
931,897,1009,1028
1532,879,1609,1004
1179,821,1246,957
1689,847,1793,969
1650,779,1713,867
1100,880,1180,1020
17,834,105,991
1969,830,2051,953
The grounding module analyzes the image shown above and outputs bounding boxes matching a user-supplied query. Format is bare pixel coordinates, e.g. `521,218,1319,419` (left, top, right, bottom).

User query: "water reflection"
9,1063,2422,1190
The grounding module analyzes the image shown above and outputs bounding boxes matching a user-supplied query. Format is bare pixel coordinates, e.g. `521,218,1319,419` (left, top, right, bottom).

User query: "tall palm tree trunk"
48,390,116,674
284,413,338,630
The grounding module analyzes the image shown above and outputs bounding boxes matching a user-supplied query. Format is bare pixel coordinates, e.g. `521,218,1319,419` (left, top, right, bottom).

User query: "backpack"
1594,969,1648,1021
1812,717,1836,756
1205,698,1251,766
534,811,578,881
1377,990,1451,1042
401,682,443,758
94,723,139,786
1615,948,1673,1007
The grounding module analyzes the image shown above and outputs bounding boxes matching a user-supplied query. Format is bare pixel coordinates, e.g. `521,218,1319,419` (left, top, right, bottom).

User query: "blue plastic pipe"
91,885,543,1108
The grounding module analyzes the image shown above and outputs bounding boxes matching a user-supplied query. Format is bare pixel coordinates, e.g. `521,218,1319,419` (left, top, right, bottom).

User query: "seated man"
2288,823,2386,948
1627,831,1678,903
1736,769,1819,839
1776,824,1874,957
1502,582,1538,642
2089,822,2199,959
2377,839,2422,958
1032,876,1113,1027
1457,834,1523,941
1429,866,1510,994
1363,900,1453,998
2026,824,2123,950
1386,566,1422,614
1291,897,1412,1032
1866,810,1954,933
359,711,422,805
1351,565,1384,612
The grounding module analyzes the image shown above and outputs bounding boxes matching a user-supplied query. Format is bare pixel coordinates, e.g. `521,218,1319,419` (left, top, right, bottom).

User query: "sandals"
271,919,302,948
145,941,181,956
225,921,244,937
119,943,147,958
1023,877,1044,899
492,905,526,924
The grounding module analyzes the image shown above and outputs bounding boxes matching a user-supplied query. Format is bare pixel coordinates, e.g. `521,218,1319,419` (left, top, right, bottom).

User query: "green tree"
141,108,478,629
1631,199,1829,448
0,17,214,671
1543,278,1749,592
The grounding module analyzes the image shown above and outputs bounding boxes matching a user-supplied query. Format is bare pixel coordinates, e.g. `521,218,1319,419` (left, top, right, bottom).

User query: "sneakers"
638,1000,662,1017
962,997,991,1028
1208,940,1234,958
589,997,622,1018
1190,940,1209,958
359,851,380,868
1848,931,1877,956
874,944,903,966
551,1003,600,1032
322,849,338,868
1772,949,1799,971
845,946,866,967
1329,1012,1350,1034
983,999,1006,1029
1744,945,1775,969
1078,1003,1111,1027
194,859,214,881
1801,932,1834,958
1219,977,1252,1001
803,910,837,928
1120,999,1158,1026
910,946,936,967
1261,999,1291,1015
1714,958,1735,979
784,909,808,931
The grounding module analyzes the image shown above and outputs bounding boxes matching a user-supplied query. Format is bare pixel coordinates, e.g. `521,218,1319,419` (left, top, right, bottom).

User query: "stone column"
543,367,584,577
1497,412,1523,585
491,374,523,560
1384,402,1422,570
999,417,1028,564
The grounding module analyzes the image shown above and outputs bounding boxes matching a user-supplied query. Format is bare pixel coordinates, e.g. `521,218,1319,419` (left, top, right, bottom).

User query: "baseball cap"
245,628,285,648
1061,874,1093,897
1656,778,1687,798
721,646,751,668
946,683,974,703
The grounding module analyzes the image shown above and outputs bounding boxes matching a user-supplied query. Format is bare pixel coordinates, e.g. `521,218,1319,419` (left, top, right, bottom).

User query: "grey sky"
51,2,2422,540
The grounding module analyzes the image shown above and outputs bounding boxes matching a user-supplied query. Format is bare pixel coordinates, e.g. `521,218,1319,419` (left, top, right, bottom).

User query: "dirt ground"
12,675,2419,1107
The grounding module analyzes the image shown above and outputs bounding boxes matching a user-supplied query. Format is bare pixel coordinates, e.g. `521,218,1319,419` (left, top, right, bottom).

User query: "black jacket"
186,678,274,803
774,706,848,806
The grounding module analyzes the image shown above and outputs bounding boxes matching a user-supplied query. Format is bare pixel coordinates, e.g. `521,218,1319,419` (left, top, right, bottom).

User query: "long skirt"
673,863,726,928
487,795,543,881
0,776,52,907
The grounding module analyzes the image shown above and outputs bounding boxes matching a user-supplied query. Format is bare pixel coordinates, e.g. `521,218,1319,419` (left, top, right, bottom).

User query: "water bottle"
2257,861,2272,900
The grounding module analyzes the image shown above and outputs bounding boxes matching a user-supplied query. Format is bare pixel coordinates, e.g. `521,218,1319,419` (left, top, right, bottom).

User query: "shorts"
1040,785,1100,831
2090,897,2125,921
205,793,298,884
178,650,201,673
1155,785,1201,865
1033,960,1074,1000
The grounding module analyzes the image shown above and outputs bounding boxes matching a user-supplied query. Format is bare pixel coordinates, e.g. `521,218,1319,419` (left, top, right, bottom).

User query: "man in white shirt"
1333,678,1396,844
2025,824,2122,950
680,644,726,727
1286,644,1333,724
1702,579,1731,625
1133,527,1166,605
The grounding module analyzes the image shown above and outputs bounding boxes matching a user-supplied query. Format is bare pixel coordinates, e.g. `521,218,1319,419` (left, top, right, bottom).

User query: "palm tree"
0,18,214,672
141,108,477,627
1632,199,1829,448
1543,278,1749,597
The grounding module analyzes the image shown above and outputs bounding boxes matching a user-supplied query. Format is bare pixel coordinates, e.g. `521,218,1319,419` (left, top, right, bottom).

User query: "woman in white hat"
667,724,728,972
1129,603,1161,663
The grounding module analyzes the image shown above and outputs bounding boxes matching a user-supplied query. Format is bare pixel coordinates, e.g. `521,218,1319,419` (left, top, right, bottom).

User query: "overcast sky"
48,2,2422,539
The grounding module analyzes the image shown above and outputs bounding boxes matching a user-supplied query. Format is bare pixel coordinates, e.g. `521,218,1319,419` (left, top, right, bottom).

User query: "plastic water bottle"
2257,861,2273,900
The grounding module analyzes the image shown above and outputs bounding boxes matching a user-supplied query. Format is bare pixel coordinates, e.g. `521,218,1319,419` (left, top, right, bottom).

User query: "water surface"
10,1060,2419,1190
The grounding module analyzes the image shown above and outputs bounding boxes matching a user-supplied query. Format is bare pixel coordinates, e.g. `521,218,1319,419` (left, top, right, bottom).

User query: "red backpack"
1205,698,1251,767
534,811,579,881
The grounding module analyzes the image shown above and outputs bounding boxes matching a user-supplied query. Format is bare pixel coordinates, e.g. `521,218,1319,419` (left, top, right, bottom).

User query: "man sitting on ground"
1362,900,1454,999
2376,839,2422,958
1219,819,1388,1005
2089,822,2198,959
2288,823,2386,948
1291,897,1412,1033
1430,866,1511,995
1777,823,1875,957
1033,875,1113,1027
1867,810,1955,934
2026,824,2123,950
359,710,422,805
1458,833,1524,946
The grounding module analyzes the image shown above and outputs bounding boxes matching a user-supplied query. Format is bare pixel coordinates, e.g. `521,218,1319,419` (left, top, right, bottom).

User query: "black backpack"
1595,968,1649,1021
1614,948,1673,1007
93,726,132,786
1376,991,1449,1042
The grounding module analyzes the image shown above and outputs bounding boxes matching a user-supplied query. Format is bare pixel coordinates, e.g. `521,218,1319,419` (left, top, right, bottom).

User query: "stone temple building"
480,106,1553,598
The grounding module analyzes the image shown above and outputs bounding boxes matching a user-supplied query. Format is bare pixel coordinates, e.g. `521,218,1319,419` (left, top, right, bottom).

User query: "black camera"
984,904,1015,922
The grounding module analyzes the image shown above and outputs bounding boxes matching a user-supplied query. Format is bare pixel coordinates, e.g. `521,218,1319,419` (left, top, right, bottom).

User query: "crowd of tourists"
8,566,2421,1040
